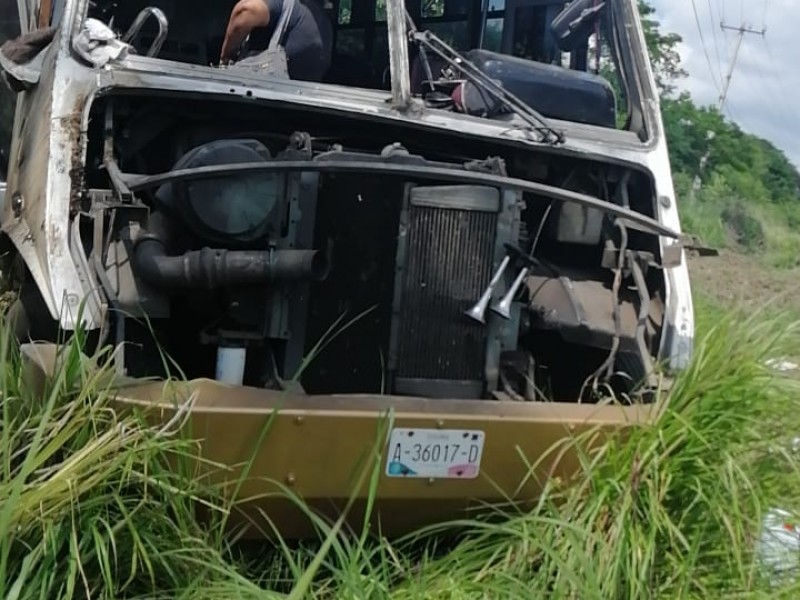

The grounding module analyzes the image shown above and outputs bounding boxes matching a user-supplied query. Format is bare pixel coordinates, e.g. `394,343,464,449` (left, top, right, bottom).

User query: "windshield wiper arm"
407,22,565,145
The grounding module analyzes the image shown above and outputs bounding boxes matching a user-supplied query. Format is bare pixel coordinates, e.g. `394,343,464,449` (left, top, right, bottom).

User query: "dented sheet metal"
21,342,659,537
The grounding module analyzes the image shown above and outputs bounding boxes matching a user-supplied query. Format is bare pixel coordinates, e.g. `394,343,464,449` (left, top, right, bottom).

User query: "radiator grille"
395,203,498,382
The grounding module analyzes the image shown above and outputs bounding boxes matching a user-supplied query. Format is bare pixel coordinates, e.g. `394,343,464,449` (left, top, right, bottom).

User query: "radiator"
389,185,506,399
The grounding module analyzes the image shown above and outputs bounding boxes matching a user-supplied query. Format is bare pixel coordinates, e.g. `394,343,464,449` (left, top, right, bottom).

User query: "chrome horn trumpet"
490,266,529,320
491,245,538,320
487,205,552,321
464,255,512,324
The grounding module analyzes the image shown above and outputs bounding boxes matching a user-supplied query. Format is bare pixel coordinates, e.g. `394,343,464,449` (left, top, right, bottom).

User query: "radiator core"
390,185,502,399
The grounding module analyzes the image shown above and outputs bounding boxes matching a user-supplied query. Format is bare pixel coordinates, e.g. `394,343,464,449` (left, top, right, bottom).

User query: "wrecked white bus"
1,0,694,535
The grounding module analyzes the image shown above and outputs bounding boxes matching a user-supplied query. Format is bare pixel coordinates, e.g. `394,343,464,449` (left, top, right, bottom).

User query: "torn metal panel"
526,269,661,353
2,25,104,329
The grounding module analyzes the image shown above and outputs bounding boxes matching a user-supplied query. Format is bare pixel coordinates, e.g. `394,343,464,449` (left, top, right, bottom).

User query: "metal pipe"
121,160,680,240
477,0,489,49
386,0,412,109
17,0,30,33
134,233,330,290
122,7,169,58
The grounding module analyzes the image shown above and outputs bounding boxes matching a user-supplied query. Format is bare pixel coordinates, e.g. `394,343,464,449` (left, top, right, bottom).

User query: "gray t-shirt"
261,0,332,81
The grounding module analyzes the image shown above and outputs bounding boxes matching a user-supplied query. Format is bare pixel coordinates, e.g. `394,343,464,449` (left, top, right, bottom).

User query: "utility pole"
717,23,766,111
690,22,766,199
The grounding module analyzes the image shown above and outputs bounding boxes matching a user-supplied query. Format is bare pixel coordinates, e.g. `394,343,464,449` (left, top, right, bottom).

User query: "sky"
650,0,800,168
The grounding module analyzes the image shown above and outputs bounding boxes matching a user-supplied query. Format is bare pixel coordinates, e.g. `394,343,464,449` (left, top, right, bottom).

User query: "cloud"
650,0,800,168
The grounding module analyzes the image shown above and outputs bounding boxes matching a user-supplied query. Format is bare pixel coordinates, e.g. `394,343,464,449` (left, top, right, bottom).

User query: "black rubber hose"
134,233,329,290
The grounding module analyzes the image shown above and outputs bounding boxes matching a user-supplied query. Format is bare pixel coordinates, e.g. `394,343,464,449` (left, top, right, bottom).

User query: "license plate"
385,428,485,479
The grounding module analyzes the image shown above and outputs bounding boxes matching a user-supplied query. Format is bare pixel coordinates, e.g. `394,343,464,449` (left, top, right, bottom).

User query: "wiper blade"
407,23,565,145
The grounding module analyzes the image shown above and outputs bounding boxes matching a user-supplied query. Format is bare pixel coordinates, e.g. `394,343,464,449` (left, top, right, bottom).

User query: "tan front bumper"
23,343,659,538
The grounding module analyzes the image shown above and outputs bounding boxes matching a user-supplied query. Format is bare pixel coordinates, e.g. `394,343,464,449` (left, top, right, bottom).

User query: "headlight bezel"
155,139,285,247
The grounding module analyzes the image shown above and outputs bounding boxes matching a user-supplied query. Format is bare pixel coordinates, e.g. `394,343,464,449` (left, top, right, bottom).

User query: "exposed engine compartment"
71,92,668,403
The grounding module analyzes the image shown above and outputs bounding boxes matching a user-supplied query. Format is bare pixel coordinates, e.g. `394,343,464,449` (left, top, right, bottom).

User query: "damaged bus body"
3,0,693,535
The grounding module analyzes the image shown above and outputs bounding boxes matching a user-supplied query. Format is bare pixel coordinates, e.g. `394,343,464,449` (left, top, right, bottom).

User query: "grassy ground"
681,189,800,368
688,251,800,318
680,194,800,271
2,290,800,598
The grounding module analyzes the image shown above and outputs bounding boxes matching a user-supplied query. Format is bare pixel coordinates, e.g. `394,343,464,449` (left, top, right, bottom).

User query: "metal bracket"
122,7,169,58
680,233,719,257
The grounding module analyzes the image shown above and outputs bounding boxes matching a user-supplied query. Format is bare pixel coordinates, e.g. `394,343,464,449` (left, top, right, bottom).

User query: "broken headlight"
155,139,283,246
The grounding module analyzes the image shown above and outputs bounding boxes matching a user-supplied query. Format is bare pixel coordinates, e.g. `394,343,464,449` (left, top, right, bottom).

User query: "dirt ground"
687,250,800,316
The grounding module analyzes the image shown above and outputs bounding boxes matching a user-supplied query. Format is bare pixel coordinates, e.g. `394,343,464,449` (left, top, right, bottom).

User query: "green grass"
758,204,800,269
2,298,800,598
677,181,800,269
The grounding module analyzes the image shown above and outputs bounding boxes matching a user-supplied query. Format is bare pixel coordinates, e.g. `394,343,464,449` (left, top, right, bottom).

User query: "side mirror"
550,0,606,52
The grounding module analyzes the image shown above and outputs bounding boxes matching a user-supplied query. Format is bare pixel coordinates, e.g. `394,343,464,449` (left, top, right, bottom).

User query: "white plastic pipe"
216,346,247,385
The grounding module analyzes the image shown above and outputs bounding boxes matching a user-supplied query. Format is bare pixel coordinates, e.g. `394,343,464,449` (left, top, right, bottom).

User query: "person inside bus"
220,0,332,82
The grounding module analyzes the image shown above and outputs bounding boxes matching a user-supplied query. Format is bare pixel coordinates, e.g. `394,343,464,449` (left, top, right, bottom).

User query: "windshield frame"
65,0,659,144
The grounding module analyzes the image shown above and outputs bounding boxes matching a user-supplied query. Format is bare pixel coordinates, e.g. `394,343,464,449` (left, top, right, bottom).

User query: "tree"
637,1,686,95
638,1,798,206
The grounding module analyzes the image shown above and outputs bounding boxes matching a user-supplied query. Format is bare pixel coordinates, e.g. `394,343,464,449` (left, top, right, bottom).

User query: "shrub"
721,201,766,251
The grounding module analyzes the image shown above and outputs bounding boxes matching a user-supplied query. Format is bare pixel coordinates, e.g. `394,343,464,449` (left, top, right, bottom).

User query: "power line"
706,0,724,79
690,19,765,198
718,0,796,166
689,0,722,93
717,22,765,112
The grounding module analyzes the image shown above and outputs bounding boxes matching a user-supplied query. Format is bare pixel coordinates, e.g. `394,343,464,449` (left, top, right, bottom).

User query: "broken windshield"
78,0,636,132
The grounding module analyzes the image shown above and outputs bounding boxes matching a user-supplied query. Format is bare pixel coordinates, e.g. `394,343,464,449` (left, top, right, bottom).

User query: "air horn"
490,251,537,320
465,244,526,324
464,255,511,324
473,204,552,323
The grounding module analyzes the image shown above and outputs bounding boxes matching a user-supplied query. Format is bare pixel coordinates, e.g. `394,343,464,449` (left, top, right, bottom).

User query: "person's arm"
220,0,271,63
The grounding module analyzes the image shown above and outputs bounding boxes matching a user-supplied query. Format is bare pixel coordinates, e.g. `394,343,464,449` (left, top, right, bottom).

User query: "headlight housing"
155,139,283,246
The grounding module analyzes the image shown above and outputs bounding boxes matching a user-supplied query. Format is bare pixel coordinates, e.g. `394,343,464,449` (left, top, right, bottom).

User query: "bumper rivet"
436,420,444,429
294,416,305,425
285,473,296,485
427,478,435,485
